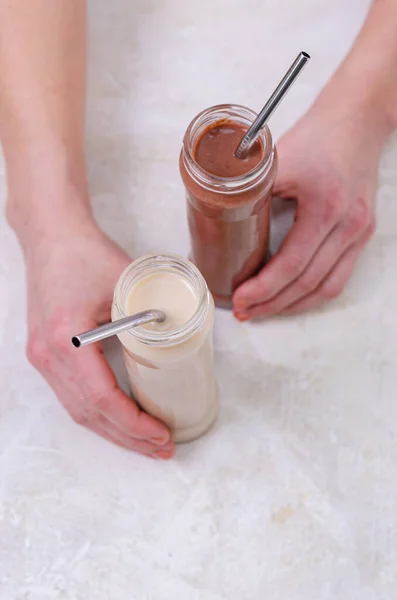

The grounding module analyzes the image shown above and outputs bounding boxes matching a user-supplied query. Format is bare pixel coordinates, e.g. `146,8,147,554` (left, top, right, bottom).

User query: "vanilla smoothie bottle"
112,254,218,443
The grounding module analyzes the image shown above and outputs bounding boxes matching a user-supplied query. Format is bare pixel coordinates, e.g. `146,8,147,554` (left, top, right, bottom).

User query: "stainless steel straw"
71,310,166,348
234,51,311,159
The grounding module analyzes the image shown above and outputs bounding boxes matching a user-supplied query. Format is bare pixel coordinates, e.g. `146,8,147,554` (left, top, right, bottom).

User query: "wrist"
6,178,97,260
312,70,395,150
9,192,97,258
5,139,94,244
313,0,397,143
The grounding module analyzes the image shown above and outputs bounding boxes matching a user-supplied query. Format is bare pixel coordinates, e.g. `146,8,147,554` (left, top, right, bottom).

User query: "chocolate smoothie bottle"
180,104,277,309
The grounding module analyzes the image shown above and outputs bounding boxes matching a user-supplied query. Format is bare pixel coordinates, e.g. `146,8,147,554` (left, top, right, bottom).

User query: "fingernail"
150,434,170,446
235,298,255,311
234,304,247,312
234,311,250,322
236,295,255,309
155,449,173,460
234,298,248,308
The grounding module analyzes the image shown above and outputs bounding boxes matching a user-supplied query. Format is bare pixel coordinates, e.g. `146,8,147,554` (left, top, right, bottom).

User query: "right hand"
23,215,175,459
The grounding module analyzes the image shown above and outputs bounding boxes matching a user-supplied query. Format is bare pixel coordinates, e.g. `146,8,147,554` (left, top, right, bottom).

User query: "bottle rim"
182,103,275,194
113,254,210,347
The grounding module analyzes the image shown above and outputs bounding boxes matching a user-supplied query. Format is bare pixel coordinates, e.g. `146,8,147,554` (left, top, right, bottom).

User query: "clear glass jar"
112,254,218,443
180,104,278,309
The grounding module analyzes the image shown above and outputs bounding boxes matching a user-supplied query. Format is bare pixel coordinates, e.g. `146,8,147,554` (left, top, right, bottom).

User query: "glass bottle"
112,254,218,443
180,104,278,308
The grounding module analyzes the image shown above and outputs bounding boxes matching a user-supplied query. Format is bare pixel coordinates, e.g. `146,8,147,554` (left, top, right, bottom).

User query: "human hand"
233,97,383,319
24,216,175,459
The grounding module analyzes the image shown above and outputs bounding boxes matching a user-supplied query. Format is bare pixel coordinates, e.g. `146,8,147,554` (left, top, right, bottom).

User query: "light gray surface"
1,0,397,598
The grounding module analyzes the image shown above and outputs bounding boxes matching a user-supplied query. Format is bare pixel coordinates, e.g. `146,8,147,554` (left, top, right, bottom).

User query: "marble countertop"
1,0,397,598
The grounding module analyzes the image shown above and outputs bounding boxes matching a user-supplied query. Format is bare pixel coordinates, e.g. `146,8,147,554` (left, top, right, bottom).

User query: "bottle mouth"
113,254,209,347
182,103,275,194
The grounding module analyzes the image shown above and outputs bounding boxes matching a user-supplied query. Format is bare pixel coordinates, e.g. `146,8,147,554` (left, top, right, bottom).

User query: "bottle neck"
182,104,276,194
113,254,210,347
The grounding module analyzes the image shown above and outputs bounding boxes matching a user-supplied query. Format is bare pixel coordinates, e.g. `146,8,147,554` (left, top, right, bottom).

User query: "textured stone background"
1,0,396,598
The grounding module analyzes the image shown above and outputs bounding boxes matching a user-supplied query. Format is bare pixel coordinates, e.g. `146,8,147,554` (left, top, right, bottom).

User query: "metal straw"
234,51,311,159
71,310,166,348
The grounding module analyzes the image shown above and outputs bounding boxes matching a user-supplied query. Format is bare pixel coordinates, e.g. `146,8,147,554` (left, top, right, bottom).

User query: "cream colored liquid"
115,268,218,443
127,272,198,332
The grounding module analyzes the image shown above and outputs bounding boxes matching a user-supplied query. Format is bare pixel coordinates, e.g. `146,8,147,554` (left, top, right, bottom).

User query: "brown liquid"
194,122,263,178
180,118,277,308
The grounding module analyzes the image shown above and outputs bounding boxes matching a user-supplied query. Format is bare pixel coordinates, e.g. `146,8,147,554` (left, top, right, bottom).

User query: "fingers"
233,202,339,310
247,238,366,318
281,240,365,315
88,415,175,459
98,385,171,444
27,321,174,457
234,217,369,319
65,342,172,444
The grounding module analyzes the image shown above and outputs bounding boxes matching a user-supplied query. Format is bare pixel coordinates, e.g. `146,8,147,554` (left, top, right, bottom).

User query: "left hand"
233,98,383,319
22,212,175,459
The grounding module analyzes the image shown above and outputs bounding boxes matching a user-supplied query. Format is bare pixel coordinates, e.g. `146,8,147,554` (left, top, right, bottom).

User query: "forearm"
0,0,92,243
314,0,397,143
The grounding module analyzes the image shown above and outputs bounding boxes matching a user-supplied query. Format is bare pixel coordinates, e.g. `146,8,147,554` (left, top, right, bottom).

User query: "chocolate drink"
180,104,278,309
194,122,263,178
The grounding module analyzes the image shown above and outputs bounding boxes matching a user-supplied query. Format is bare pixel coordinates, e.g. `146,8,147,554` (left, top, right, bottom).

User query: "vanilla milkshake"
112,254,218,443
